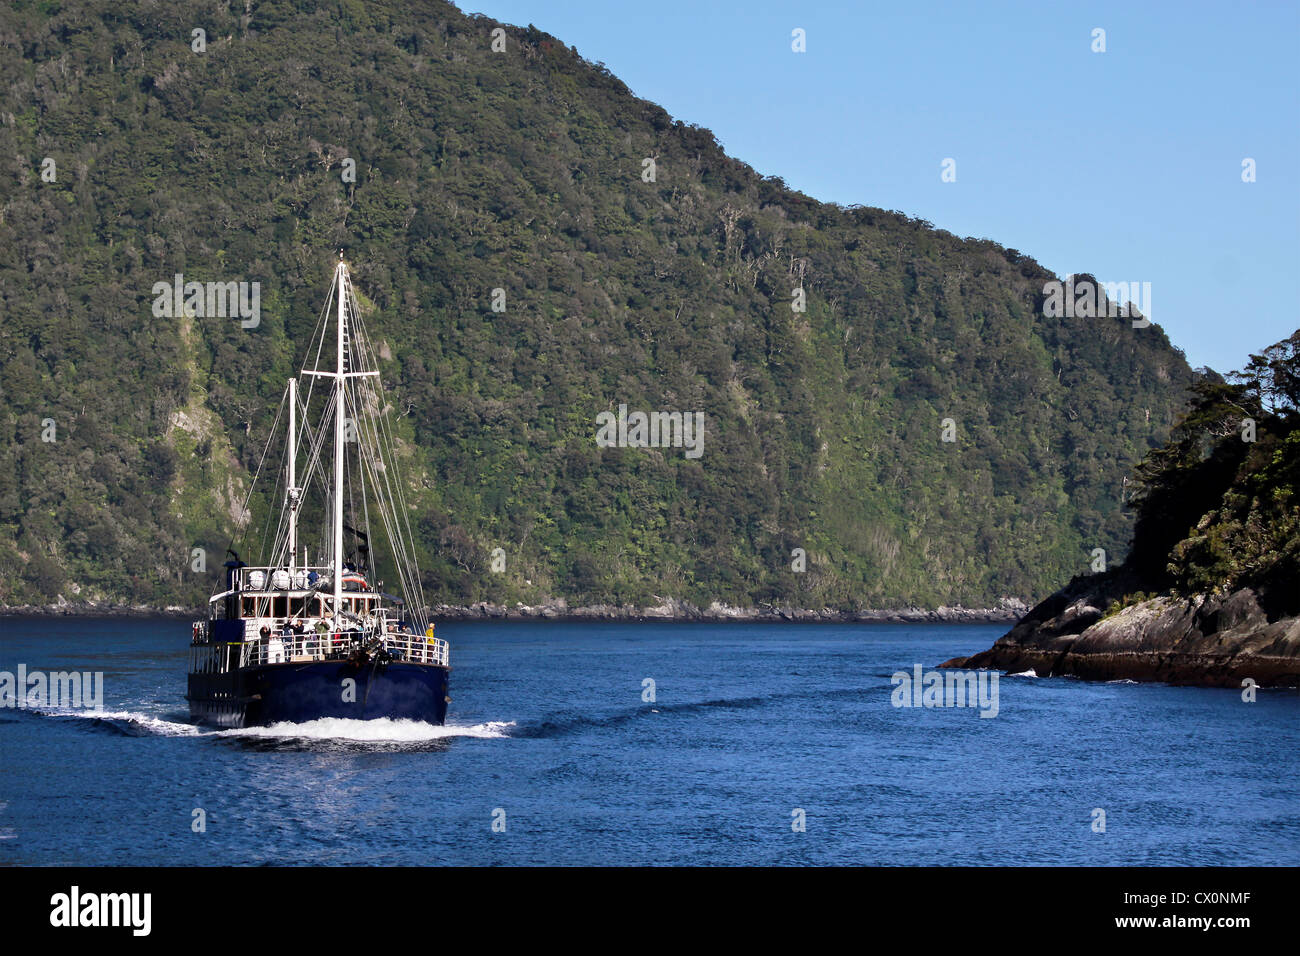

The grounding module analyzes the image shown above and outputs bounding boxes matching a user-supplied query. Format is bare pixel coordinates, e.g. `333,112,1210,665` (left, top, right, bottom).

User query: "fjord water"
1,617,1296,866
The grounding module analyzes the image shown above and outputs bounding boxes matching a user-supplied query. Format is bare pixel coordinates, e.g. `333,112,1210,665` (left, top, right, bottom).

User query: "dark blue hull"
187,660,449,729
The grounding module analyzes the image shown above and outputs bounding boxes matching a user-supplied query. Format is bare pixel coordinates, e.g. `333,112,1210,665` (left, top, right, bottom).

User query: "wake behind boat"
187,258,449,728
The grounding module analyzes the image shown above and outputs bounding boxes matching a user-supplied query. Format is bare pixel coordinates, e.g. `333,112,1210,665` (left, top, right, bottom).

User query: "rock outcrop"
942,573,1300,687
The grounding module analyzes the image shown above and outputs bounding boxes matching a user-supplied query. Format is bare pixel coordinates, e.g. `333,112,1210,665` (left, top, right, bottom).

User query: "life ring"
341,573,369,591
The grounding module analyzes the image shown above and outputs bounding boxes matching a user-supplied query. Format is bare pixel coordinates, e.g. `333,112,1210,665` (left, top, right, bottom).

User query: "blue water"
0,616,1296,866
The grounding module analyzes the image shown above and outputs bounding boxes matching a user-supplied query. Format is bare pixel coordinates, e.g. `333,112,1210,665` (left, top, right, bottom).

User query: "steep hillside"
948,333,1300,686
0,0,1194,611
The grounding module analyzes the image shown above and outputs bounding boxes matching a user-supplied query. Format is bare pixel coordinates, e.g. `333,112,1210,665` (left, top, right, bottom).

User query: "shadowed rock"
942,573,1300,688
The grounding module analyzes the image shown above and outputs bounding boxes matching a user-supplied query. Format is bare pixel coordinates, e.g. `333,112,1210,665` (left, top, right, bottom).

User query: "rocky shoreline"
428,598,1027,624
941,574,1300,688
13,589,1297,688
0,596,1029,624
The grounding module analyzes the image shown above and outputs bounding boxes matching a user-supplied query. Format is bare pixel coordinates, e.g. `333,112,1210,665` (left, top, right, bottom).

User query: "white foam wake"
218,717,514,741
26,706,513,741
28,707,205,736
1008,668,1039,678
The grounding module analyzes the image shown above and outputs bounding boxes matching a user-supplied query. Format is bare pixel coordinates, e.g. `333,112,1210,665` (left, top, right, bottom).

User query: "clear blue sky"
465,0,1298,374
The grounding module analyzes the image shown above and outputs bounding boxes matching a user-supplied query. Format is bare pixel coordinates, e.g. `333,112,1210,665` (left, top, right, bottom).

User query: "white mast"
333,259,347,617
287,376,298,573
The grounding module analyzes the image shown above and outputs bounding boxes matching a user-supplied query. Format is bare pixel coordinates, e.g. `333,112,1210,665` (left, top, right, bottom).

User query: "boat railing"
383,633,450,667
240,630,449,668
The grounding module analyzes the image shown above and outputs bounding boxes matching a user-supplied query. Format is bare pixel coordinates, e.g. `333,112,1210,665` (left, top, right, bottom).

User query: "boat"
187,257,449,728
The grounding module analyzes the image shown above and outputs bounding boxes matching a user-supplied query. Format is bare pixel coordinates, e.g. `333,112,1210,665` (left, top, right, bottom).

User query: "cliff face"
946,572,1300,687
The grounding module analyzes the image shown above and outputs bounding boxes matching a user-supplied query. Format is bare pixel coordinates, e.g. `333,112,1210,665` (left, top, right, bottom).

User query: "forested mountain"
0,0,1196,612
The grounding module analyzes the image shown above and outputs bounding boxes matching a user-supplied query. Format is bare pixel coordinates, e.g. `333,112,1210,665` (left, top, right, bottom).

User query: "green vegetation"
1102,591,1152,620
0,0,1196,611
1122,332,1300,609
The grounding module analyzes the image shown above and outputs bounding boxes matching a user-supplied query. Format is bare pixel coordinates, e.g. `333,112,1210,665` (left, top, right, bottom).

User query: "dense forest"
0,0,1197,612
1117,332,1299,612
946,331,1299,686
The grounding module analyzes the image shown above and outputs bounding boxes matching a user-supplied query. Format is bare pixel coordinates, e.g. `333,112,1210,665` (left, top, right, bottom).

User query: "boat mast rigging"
286,376,298,574
333,259,346,617
235,255,427,631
